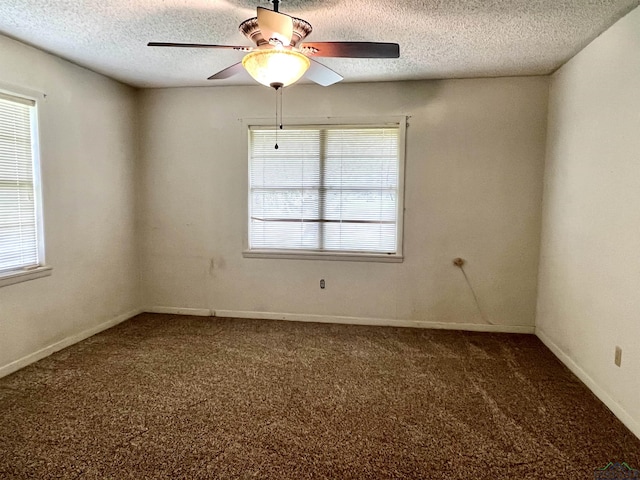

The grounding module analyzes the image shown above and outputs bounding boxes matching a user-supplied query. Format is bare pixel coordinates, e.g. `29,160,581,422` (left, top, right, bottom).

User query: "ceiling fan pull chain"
279,86,283,131
271,81,284,149
274,86,279,149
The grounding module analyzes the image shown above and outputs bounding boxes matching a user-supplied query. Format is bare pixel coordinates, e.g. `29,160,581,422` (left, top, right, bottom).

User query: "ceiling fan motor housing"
239,16,312,47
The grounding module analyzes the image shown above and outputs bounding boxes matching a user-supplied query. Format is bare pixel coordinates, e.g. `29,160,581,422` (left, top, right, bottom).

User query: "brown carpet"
0,313,638,479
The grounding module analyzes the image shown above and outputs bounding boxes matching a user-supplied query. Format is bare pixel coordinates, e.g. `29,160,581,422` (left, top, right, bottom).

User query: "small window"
0,91,48,287
245,119,405,261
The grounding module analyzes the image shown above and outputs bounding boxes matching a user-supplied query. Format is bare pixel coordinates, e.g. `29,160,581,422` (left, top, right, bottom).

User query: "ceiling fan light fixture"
242,49,310,87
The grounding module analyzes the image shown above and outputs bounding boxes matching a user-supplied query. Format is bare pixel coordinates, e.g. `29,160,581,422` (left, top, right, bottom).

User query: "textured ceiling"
0,0,638,88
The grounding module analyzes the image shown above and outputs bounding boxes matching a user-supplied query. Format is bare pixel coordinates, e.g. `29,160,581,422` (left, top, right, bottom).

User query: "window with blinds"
0,92,42,276
248,123,404,259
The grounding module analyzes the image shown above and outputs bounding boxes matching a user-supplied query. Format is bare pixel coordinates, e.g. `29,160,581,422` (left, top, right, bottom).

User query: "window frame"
0,86,50,288
242,116,407,263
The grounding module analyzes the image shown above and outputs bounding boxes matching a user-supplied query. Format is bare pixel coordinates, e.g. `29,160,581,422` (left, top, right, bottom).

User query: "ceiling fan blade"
208,62,246,80
302,42,400,58
148,42,251,51
257,7,293,46
304,60,343,87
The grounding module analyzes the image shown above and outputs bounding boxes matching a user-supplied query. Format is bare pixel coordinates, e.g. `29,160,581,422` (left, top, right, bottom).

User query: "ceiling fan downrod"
271,0,280,12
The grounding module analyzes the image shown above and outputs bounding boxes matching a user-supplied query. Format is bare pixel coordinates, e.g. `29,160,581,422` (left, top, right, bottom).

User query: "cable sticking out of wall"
453,258,494,325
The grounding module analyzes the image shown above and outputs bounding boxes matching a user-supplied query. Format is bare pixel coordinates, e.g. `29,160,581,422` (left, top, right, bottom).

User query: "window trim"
0,266,52,288
241,116,407,262
0,85,50,288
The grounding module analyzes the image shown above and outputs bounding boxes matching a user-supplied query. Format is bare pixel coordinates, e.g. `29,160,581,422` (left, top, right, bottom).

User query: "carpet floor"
0,313,638,479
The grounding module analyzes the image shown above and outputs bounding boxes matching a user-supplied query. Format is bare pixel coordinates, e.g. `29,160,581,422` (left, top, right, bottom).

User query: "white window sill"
0,266,52,288
243,250,403,263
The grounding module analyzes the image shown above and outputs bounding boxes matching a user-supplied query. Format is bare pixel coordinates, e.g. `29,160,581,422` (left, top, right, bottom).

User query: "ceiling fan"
148,0,400,89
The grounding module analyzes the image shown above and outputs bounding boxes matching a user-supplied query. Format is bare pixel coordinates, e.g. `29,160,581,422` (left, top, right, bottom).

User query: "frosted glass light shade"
242,49,310,88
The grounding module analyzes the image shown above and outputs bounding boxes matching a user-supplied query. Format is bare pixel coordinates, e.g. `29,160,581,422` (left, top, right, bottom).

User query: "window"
0,90,48,287
245,119,405,261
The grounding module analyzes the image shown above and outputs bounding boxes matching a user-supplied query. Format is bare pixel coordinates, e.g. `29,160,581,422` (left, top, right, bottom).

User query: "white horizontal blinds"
250,128,321,249
323,127,398,253
0,94,38,273
249,124,400,254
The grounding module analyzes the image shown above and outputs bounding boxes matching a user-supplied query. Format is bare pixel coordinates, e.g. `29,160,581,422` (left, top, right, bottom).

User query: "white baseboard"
144,306,213,316
536,327,640,440
0,307,143,379
213,309,535,334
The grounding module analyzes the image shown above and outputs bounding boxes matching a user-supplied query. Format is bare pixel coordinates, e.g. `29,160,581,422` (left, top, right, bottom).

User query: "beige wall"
139,77,548,330
0,35,140,373
536,7,640,437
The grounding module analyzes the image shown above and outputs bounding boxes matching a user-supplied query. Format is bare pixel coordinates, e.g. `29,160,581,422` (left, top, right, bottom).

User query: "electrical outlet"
615,346,622,367
320,279,325,289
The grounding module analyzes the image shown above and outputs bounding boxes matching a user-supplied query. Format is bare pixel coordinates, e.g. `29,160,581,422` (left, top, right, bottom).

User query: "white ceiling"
1,0,638,88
